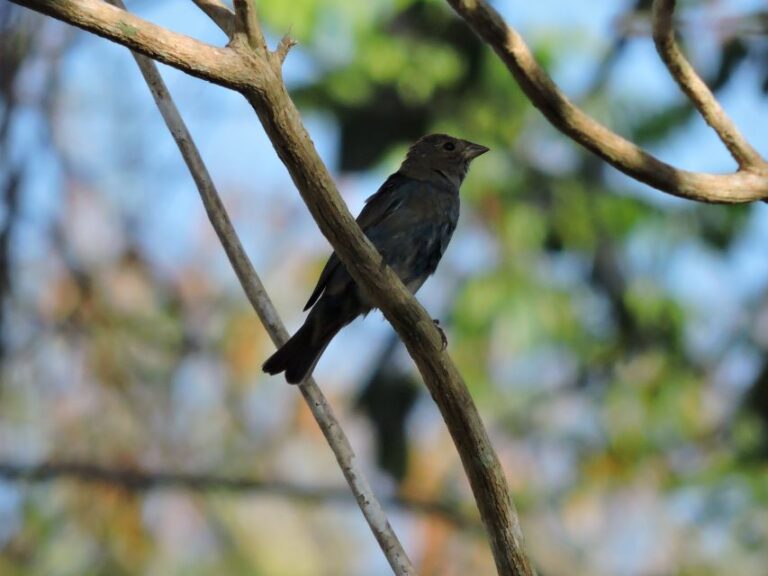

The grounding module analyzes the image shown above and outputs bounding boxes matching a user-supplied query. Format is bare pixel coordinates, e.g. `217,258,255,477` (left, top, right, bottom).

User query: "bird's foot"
433,319,448,350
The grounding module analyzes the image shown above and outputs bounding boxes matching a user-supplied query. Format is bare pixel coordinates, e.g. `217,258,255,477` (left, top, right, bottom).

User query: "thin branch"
651,0,763,169
11,1,536,574
232,0,266,53
0,460,481,532
445,0,768,204
103,2,414,572
190,0,234,38
10,0,257,91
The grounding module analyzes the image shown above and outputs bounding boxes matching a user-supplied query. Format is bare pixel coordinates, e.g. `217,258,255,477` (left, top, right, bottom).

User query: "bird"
263,134,489,384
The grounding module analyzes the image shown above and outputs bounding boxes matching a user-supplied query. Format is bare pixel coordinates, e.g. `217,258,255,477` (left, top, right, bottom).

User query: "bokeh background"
2,0,768,574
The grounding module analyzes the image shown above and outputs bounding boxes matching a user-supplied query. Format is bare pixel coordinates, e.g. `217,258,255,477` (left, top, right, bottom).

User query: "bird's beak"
463,141,490,160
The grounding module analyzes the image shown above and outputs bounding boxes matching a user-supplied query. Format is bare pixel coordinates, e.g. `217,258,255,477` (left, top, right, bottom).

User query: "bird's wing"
303,253,340,311
303,172,409,311
358,172,410,230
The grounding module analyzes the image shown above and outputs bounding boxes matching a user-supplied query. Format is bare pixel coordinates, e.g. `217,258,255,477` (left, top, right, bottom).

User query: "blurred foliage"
1,0,768,575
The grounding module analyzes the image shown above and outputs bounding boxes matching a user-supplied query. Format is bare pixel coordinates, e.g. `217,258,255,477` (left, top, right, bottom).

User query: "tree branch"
11,1,535,574
190,0,234,38
102,2,414,571
0,460,481,532
232,0,266,53
11,0,259,91
651,0,763,169
445,0,768,204
241,42,537,576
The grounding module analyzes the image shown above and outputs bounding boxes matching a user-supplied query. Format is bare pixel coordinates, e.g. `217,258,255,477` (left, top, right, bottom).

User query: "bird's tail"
262,317,338,384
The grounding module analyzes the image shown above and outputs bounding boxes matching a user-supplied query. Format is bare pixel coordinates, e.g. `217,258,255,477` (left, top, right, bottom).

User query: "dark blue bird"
263,134,489,384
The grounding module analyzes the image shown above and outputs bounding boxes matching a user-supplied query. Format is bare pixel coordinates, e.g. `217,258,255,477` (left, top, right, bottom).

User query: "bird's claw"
433,319,447,350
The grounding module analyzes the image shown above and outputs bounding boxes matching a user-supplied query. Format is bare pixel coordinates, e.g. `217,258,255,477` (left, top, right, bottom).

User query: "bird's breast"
369,186,459,291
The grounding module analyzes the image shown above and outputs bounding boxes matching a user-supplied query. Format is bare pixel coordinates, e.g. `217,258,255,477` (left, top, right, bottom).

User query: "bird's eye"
443,142,456,151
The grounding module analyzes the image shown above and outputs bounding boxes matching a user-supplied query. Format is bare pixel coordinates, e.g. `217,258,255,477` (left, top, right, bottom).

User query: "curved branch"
651,0,763,169
446,0,768,204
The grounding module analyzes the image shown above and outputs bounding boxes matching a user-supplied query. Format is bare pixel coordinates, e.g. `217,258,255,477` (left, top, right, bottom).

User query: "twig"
275,33,298,64
103,2,414,574
232,0,266,53
0,460,482,532
445,0,768,203
651,0,763,169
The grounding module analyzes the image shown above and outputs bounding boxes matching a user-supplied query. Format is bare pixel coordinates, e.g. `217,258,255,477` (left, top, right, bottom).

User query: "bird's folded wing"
303,172,412,311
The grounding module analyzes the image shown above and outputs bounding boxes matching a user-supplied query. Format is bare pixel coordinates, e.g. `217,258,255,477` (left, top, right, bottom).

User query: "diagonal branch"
190,0,234,37
103,3,414,572
651,0,763,169
232,0,266,53
446,0,768,204
240,41,538,576
10,1,535,574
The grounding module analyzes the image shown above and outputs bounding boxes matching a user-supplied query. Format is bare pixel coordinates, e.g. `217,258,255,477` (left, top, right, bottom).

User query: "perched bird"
263,134,489,384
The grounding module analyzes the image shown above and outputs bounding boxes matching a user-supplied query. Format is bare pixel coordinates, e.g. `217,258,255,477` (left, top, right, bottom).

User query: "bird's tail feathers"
262,319,337,384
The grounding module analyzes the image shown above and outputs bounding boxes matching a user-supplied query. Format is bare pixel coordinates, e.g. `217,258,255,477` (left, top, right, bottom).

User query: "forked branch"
446,0,768,203
191,1,296,65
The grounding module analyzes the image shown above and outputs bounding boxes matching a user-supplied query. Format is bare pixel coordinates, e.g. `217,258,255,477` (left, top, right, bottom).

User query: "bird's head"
400,133,489,188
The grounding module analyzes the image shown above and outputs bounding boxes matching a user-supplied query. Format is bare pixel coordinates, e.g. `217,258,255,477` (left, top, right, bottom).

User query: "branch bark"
651,0,763,169
445,0,768,204
10,1,535,574
103,2,414,571
232,0,266,53
11,0,257,91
